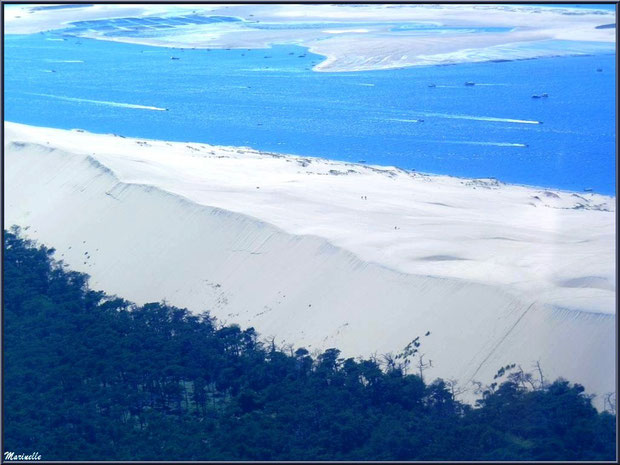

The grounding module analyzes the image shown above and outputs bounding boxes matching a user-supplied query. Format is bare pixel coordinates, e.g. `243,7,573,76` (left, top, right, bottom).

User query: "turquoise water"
4,33,616,194
54,14,515,38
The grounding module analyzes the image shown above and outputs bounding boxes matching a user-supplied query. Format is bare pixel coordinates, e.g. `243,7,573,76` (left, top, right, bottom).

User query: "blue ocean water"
4,33,616,194
533,3,616,11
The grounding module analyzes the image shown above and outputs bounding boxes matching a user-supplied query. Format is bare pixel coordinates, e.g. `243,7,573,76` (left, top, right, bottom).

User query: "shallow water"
4,33,616,194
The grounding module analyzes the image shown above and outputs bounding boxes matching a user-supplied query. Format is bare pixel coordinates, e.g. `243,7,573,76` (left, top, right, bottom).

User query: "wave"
27,93,168,111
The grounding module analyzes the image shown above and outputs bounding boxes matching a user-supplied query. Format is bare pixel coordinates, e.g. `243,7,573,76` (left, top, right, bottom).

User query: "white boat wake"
388,118,425,123
27,93,168,111
44,59,84,63
417,112,541,124
434,140,528,147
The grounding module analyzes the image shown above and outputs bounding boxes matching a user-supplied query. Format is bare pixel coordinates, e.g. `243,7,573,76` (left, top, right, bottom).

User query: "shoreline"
5,120,615,197
4,3,614,72
31,29,615,73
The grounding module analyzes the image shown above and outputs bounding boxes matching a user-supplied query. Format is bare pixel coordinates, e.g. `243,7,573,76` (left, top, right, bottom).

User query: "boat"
464,81,475,86
170,56,180,60
428,83,436,88
584,188,593,192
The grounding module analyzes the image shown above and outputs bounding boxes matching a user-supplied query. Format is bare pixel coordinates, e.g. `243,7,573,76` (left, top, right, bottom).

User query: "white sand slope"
4,122,616,404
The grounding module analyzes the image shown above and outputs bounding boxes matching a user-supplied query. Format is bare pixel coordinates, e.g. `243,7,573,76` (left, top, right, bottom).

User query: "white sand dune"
4,122,616,405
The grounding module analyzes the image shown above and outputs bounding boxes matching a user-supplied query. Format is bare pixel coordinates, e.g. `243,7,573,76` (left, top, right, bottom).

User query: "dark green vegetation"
3,228,616,461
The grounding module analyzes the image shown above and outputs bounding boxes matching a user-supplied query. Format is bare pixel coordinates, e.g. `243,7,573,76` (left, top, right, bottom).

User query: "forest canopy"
3,228,616,461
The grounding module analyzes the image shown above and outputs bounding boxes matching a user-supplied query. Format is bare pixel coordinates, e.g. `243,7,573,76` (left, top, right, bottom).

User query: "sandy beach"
5,121,615,405
5,3,615,71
